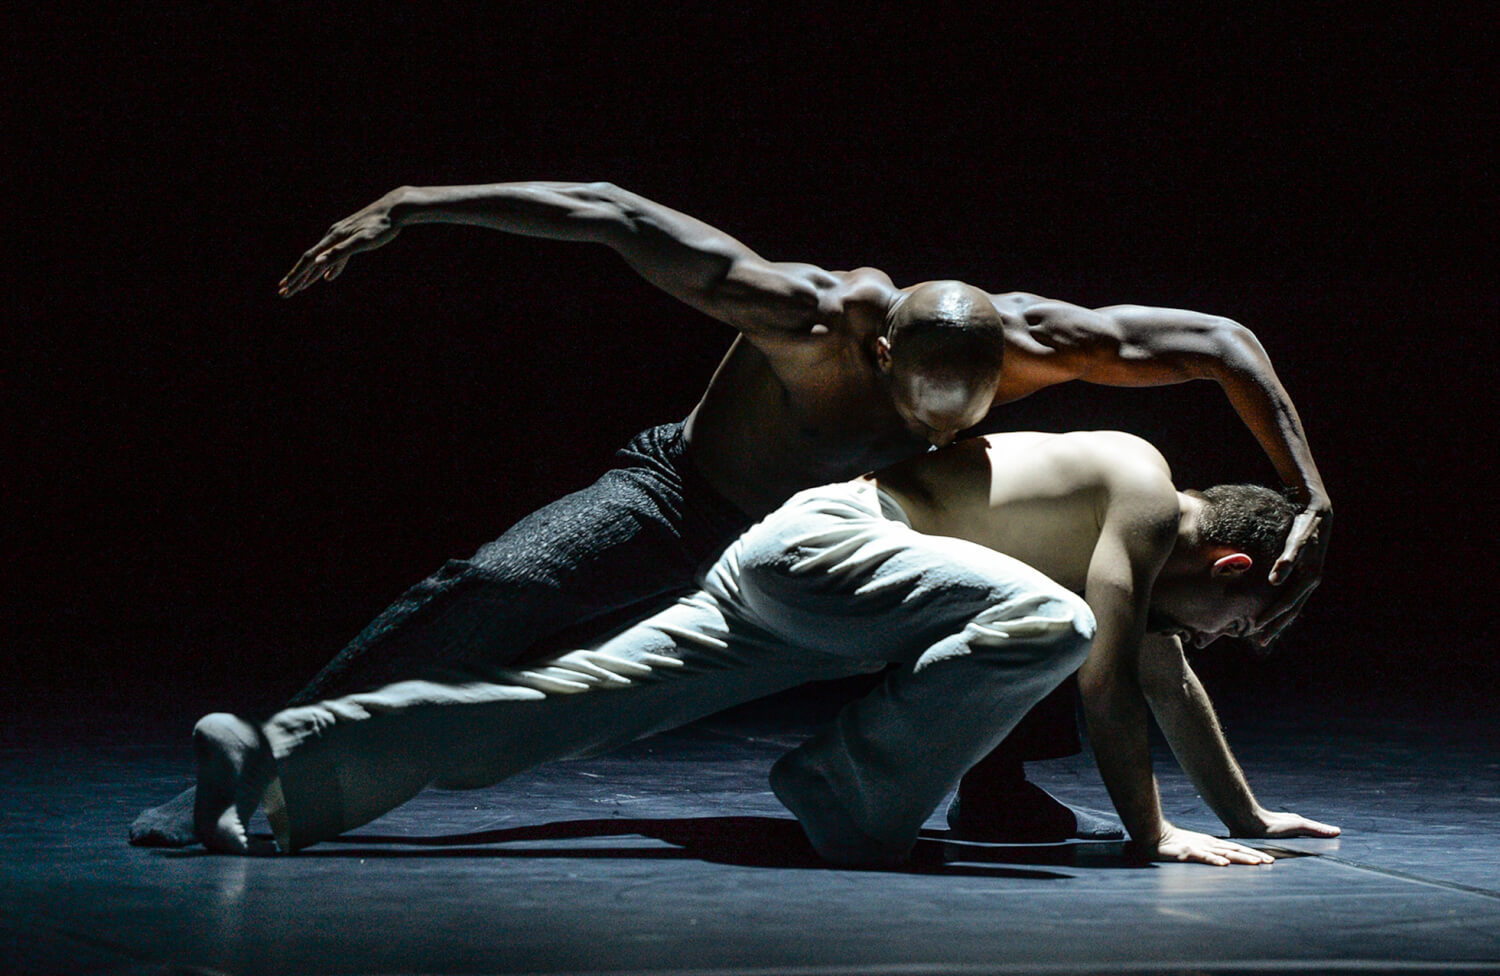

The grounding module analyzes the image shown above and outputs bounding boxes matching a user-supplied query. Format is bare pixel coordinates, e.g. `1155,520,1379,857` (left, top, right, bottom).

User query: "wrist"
384,185,422,227
1127,816,1169,849
1284,483,1331,515
1225,805,1270,838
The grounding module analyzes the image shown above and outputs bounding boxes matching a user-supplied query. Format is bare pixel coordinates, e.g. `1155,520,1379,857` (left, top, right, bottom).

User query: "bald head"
886,281,1007,374
876,281,1006,445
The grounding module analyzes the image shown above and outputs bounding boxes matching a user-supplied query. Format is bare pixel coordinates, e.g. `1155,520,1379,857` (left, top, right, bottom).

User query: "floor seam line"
1300,851,1500,901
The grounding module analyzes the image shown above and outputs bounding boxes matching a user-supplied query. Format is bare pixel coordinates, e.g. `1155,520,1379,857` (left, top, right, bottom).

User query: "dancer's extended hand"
280,191,405,297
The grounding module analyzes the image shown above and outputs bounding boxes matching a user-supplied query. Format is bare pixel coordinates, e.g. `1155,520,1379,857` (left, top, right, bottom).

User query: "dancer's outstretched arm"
279,181,854,342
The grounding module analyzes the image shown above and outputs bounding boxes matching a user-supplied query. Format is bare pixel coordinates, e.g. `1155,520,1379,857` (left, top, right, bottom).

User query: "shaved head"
877,281,1006,446
885,281,1007,376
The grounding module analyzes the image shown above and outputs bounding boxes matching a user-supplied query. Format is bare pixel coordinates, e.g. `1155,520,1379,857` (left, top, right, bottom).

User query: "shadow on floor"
152,814,1177,879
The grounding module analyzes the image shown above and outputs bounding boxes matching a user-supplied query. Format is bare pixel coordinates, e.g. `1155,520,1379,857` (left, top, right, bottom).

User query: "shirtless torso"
874,430,1166,593
684,269,1092,516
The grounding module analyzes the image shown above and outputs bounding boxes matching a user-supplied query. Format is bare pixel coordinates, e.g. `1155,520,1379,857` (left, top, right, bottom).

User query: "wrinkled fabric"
285,422,754,706
264,480,1095,856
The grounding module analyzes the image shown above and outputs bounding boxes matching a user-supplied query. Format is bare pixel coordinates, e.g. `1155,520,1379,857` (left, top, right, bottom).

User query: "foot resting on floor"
946,778,1123,843
770,752,910,868
192,713,275,855
129,786,200,848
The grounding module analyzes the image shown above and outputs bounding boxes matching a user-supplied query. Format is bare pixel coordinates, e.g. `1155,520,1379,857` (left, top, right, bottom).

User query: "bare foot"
192,713,273,854
129,787,199,847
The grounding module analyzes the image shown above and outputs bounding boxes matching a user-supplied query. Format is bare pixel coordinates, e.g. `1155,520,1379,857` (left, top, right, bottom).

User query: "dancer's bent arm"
1002,295,1330,641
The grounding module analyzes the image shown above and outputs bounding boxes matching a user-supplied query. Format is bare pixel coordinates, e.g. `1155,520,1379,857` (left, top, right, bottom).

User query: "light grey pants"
262,480,1096,861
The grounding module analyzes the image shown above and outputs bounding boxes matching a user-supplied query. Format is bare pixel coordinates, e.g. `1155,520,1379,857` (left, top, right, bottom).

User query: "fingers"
279,218,399,297
1182,850,1230,866
1223,843,1274,865
280,241,347,296
1253,578,1321,647
279,241,335,297
1270,516,1317,583
1180,844,1271,867
1162,831,1274,866
1266,816,1341,838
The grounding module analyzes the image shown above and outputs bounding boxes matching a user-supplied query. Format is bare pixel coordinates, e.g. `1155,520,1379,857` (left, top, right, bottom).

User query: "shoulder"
753,266,897,343
1015,430,1170,481
1049,432,1178,531
1093,436,1179,559
828,267,899,322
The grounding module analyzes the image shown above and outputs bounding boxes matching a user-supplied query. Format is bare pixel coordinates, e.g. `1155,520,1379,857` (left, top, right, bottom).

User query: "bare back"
874,431,1176,592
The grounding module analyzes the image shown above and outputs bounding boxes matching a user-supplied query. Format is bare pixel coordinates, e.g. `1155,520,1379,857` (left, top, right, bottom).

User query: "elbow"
1138,667,1191,711
561,182,642,243
567,181,630,213
1193,317,1272,385
1076,670,1108,712
578,180,625,198
1076,665,1131,720
1208,317,1267,362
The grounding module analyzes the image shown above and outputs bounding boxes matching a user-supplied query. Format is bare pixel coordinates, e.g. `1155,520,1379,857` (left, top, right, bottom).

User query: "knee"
434,558,512,588
423,558,537,612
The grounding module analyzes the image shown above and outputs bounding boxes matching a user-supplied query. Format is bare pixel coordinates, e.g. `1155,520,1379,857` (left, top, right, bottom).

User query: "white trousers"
262,480,1095,861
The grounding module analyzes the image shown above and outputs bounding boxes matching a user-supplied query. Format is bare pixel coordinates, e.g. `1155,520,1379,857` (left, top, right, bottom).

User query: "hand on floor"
1152,825,1273,866
1249,808,1342,838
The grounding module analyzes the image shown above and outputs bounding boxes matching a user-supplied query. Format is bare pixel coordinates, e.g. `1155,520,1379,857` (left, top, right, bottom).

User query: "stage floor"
3,682,1497,975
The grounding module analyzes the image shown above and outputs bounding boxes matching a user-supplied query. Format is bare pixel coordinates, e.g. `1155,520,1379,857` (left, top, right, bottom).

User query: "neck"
1162,492,1207,576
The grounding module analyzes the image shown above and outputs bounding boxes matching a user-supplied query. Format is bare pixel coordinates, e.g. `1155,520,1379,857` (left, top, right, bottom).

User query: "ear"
874,335,894,374
1211,553,1254,577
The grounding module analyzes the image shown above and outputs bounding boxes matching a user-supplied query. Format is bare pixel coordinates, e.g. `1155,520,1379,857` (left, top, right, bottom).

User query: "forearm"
387,181,626,242
1142,650,1267,835
1080,673,1169,847
1203,322,1328,508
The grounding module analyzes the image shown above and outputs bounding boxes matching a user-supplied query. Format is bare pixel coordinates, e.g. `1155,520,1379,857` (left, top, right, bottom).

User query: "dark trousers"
288,422,752,706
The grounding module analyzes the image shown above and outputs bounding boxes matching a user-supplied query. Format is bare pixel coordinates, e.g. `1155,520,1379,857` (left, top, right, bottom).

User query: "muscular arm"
280,181,841,340
1137,632,1341,839
1010,297,1330,637
1075,462,1272,865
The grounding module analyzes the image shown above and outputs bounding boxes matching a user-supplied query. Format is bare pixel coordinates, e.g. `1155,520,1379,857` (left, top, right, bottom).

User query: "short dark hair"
1195,484,1298,568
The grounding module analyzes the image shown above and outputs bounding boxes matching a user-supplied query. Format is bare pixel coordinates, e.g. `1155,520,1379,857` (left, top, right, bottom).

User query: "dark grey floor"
3,680,1498,976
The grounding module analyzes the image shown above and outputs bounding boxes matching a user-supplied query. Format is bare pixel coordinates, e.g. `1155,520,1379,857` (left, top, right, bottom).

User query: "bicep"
594,186,830,335
1084,305,1254,386
708,259,841,336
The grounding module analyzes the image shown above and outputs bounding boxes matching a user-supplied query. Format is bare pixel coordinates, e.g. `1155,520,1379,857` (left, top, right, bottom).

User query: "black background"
8,4,1496,711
